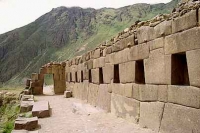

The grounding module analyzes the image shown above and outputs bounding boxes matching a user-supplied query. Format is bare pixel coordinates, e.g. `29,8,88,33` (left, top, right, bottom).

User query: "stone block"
103,48,106,57
21,95,34,101
31,73,38,81
139,102,164,132
187,49,200,88
81,80,89,101
168,85,200,108
154,20,172,38
137,26,154,44
87,84,99,106
132,83,140,100
72,83,78,98
172,10,197,34
77,83,83,99
23,89,31,95
66,73,70,82
107,84,112,93
103,63,113,84
67,83,74,92
164,55,172,85
93,57,105,68
54,80,66,94
11,130,27,133
86,60,93,69
128,43,149,61
160,103,200,133
20,101,34,113
77,70,81,82
64,91,72,98
113,48,128,64
71,72,76,82
139,85,158,102
106,46,112,54
46,66,52,74
124,83,133,98
52,65,60,75
112,43,121,52
92,49,101,59
111,93,140,124
32,101,50,118
26,79,31,87
119,61,135,83
73,83,79,97
158,85,168,102
71,65,78,72
66,82,70,90
149,37,164,51
97,84,111,112
112,84,124,96
85,52,90,61
14,117,38,131
91,68,99,84
165,27,200,55
71,58,76,65
105,53,115,64
119,39,127,50
144,48,167,84
83,69,89,80
125,34,135,47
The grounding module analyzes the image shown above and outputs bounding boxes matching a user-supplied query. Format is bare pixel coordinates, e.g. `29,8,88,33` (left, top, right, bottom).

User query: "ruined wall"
27,62,66,95
65,4,200,133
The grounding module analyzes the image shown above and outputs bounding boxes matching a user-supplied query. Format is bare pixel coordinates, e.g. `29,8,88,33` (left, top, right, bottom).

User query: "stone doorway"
29,62,66,95
43,74,55,95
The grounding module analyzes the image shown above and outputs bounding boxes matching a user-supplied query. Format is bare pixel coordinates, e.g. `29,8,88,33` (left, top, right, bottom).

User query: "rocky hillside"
0,0,180,85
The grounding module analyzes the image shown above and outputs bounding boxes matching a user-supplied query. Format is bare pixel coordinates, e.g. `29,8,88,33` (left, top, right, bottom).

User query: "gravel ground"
36,87,155,133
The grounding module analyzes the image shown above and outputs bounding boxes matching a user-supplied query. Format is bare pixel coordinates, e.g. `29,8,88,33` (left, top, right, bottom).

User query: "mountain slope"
0,0,180,85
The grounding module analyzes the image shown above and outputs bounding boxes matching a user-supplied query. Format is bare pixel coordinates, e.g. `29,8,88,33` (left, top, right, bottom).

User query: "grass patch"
0,102,20,133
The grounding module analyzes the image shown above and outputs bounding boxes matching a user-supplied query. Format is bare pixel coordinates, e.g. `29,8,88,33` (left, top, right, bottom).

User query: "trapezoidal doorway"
30,62,66,95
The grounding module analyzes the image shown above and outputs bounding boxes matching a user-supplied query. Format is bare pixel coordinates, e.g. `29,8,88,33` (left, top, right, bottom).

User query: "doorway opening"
81,71,84,82
171,52,190,85
89,69,92,83
75,72,78,82
114,64,120,83
135,60,145,84
43,74,55,95
99,67,104,84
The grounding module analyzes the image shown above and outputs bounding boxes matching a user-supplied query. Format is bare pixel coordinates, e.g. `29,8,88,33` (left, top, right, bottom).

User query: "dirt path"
36,87,155,133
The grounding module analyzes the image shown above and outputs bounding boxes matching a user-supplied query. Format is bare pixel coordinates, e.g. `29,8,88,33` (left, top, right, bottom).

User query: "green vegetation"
0,100,20,133
0,87,22,133
0,0,180,85
44,74,54,85
19,112,33,118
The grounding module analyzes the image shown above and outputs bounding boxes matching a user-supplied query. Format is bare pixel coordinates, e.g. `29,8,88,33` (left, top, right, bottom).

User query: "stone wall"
65,6,200,133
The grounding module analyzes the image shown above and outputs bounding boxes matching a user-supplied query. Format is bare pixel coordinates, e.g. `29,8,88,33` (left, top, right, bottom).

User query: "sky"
0,0,171,34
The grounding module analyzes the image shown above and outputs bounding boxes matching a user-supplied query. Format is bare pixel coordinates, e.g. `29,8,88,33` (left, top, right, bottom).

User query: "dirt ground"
36,87,155,133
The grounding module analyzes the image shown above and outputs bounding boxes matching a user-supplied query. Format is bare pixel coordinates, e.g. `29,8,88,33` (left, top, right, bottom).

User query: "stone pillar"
52,63,66,94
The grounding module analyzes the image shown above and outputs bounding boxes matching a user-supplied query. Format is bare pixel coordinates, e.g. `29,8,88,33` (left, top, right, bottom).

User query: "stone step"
14,117,38,131
20,101,34,113
32,101,50,118
21,95,34,101
12,130,39,133
64,91,72,98
23,90,31,95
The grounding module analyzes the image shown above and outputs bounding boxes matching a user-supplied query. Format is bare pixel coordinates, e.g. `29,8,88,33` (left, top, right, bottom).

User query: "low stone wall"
65,6,200,133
